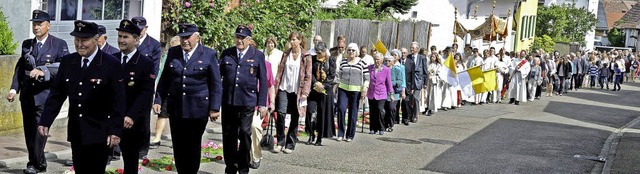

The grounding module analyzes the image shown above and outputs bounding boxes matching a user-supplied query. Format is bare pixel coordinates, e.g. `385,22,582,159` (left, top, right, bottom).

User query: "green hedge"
0,6,18,55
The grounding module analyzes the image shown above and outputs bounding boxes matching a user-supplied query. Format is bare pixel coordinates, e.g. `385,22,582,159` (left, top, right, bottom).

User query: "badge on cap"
34,12,38,19
129,72,135,76
123,21,129,27
76,23,86,31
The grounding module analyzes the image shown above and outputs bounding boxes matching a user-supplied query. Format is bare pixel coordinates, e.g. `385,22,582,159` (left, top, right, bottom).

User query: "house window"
520,16,526,40
412,11,418,19
530,16,536,39
46,0,142,21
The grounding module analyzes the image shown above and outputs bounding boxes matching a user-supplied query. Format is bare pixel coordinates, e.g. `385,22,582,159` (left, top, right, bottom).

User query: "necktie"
35,42,42,56
238,52,244,61
122,56,128,66
184,53,190,63
82,58,89,69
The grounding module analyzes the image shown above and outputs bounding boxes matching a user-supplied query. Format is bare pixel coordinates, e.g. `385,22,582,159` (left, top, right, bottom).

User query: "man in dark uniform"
154,23,222,174
113,19,156,174
131,16,161,158
98,25,120,55
218,25,268,174
37,20,125,173
6,10,68,174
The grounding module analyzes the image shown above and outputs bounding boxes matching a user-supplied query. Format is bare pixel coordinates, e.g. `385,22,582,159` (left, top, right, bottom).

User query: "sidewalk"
609,122,640,173
0,120,70,168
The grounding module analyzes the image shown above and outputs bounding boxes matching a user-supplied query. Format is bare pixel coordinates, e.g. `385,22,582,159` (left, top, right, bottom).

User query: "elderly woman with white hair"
335,43,370,142
366,53,393,135
385,49,405,131
527,57,542,101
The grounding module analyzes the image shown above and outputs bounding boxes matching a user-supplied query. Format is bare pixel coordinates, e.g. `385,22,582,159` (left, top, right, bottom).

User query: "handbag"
260,112,275,150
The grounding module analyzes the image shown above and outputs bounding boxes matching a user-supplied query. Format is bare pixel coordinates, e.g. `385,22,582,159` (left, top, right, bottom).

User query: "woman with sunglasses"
305,42,336,146
385,50,405,131
336,43,370,142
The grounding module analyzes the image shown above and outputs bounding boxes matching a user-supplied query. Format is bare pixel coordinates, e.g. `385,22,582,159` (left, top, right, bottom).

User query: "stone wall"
0,55,68,135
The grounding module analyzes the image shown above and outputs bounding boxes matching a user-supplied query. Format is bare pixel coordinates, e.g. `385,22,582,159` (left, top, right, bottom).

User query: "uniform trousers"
221,105,253,174
20,95,48,170
170,117,208,174
121,120,146,174
70,142,109,174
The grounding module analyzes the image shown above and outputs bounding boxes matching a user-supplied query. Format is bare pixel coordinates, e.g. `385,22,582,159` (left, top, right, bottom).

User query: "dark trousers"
276,90,300,149
71,142,109,173
170,117,208,174
337,89,360,139
221,105,253,174
20,97,47,170
410,89,421,121
394,99,401,124
401,94,413,123
138,115,150,158
535,85,542,98
121,121,146,174
599,76,609,89
385,100,398,128
368,99,386,132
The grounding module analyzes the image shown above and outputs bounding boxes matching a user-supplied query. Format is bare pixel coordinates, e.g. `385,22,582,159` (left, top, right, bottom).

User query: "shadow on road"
568,88,640,108
423,118,608,173
4,147,27,153
543,101,638,128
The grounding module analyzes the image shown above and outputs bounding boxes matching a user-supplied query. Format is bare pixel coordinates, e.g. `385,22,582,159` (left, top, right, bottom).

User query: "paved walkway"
0,82,639,173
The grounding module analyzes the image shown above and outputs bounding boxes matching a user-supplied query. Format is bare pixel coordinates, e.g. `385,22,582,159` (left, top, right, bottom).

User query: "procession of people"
6,9,640,174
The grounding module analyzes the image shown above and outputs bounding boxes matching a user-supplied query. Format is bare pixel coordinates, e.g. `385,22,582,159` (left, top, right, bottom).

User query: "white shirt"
279,52,302,93
138,34,147,46
362,54,374,66
182,43,199,61
237,45,250,60
82,47,99,67
36,34,48,47
264,48,283,79
121,49,137,64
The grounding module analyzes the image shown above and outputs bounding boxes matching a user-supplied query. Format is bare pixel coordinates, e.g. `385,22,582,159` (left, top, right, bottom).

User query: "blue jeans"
337,89,360,139
599,76,608,89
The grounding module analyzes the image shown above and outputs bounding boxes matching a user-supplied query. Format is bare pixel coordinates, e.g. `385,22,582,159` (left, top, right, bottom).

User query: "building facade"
2,0,162,53
540,0,599,50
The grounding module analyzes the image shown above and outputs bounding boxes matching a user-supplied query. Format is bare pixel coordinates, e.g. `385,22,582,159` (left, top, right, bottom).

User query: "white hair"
347,43,359,56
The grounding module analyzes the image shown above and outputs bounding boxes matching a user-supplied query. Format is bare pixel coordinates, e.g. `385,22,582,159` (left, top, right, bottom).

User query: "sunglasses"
347,49,356,52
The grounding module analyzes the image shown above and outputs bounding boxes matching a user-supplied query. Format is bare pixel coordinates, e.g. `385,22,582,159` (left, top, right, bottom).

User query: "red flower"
116,168,124,174
185,2,191,8
216,156,223,160
165,165,173,171
248,24,254,30
141,158,150,166
210,2,214,7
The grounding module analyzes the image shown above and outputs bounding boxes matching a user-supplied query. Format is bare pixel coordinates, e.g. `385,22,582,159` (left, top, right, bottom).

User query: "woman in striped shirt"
336,43,370,142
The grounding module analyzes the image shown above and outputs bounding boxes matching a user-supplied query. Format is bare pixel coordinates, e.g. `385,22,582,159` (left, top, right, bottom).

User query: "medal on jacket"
128,81,135,86
250,67,254,74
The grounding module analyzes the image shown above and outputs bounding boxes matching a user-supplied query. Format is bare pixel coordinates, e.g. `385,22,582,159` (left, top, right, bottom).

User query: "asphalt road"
2,82,639,174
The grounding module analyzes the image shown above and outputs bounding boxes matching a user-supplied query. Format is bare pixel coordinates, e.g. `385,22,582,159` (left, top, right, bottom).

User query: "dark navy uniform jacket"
113,51,155,127
11,35,69,106
102,42,120,55
137,35,162,74
219,46,267,107
155,44,222,118
39,49,126,145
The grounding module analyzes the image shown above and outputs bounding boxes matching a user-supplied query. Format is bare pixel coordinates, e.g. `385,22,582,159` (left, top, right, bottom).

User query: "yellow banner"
375,39,388,55
467,66,484,93
483,69,497,91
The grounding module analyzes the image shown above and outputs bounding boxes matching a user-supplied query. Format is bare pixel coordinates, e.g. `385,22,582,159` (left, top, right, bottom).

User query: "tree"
535,4,597,45
531,35,555,53
607,28,625,47
362,0,418,15
0,7,17,55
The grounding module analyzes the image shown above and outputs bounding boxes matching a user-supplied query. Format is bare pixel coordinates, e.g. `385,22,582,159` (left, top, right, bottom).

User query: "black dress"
306,55,336,139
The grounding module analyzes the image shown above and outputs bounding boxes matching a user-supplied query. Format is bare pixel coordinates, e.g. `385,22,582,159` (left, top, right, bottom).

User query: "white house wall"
394,0,515,52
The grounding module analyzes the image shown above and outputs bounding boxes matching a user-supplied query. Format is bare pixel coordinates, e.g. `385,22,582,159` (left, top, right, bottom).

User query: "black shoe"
612,89,616,91
150,140,161,147
442,107,448,111
23,166,43,174
250,160,261,169
514,101,520,105
307,136,315,145
410,118,417,123
387,127,393,132
64,160,73,166
402,120,409,125
314,139,323,146
508,99,515,104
